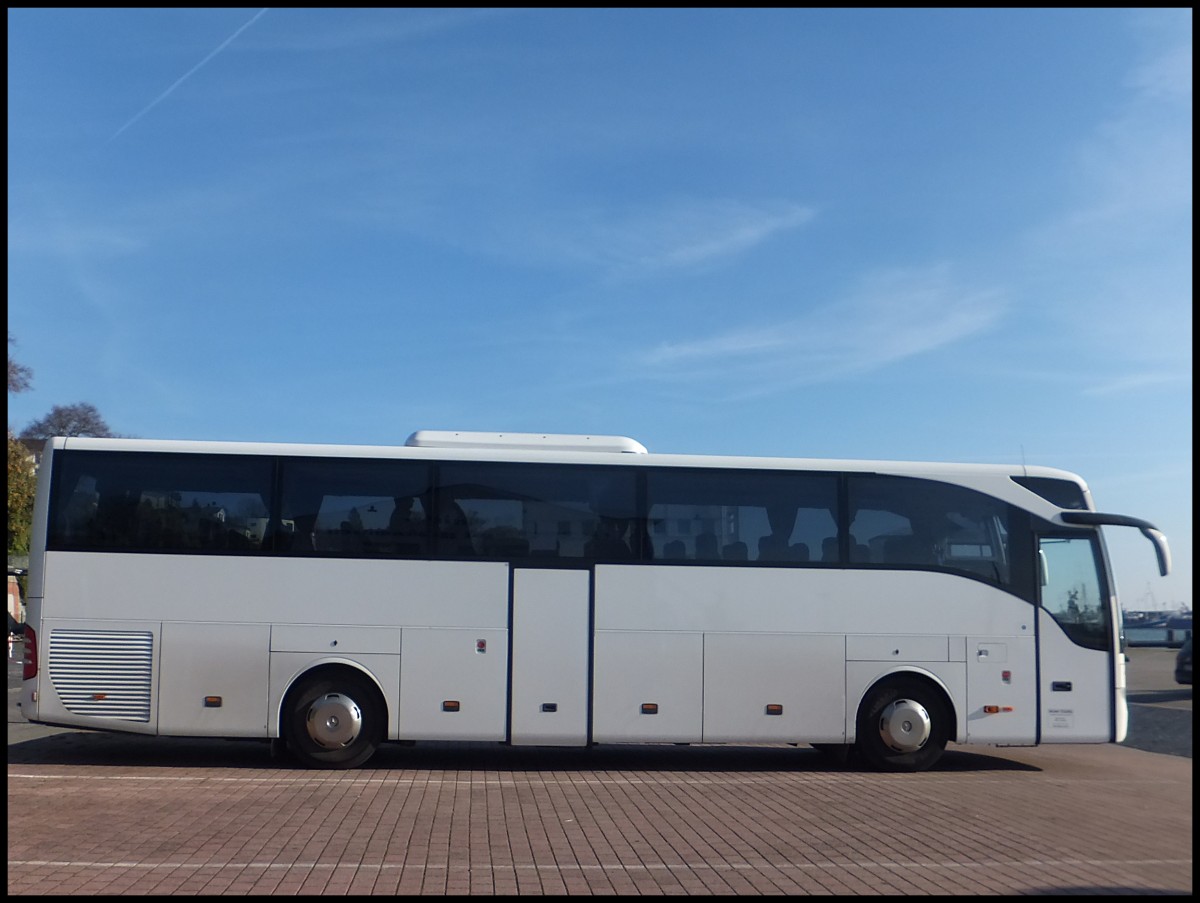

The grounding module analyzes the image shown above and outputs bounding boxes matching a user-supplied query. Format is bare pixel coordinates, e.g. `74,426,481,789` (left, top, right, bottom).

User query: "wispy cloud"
636,265,1005,398
1030,11,1190,244
360,194,818,278
1014,11,1191,387
516,198,816,276
8,220,144,259
106,8,270,144
1083,371,1189,396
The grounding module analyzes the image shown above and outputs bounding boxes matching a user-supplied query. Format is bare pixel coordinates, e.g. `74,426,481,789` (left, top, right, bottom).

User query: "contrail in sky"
106,8,270,144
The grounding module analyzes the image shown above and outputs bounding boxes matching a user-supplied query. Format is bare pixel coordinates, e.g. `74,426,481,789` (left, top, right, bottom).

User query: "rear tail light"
22,625,37,680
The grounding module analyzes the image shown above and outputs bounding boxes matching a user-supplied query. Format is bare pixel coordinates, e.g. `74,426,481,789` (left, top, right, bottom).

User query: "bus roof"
45,433,1082,483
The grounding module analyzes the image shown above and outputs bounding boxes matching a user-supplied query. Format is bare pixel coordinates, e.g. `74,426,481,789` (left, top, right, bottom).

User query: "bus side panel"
35,554,509,628
595,565,1024,636
592,631,703,742
159,622,270,737
964,635,1037,745
397,627,508,741
702,633,846,743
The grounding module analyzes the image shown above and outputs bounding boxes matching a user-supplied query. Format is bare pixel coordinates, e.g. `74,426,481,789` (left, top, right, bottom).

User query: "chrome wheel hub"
878,697,932,753
305,693,363,749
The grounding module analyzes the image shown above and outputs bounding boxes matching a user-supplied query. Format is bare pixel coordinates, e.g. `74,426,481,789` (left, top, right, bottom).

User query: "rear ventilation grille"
48,629,154,722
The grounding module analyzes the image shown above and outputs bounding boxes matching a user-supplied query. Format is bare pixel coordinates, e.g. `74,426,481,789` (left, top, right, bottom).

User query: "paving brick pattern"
6,738,1192,895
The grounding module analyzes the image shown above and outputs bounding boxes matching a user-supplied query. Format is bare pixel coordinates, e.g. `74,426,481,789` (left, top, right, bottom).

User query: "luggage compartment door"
510,568,591,746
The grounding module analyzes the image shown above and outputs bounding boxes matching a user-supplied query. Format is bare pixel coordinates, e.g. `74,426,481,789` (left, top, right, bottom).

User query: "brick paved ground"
6,736,1192,895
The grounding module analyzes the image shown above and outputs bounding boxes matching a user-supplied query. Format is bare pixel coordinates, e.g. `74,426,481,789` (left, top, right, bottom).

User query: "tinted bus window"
645,469,838,564
279,458,433,557
49,451,274,553
848,475,1014,586
437,463,638,561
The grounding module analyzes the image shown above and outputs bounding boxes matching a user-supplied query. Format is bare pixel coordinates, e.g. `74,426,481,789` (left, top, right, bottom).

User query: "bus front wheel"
285,671,384,769
855,678,949,773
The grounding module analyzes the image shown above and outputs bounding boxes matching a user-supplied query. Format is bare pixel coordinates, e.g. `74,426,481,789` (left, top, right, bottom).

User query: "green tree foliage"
8,334,36,554
7,435,36,555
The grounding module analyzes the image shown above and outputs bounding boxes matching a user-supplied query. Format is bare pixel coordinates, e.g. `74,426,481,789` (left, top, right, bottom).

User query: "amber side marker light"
640,703,658,714
204,696,222,708
765,704,784,716
982,705,1015,714
443,700,460,712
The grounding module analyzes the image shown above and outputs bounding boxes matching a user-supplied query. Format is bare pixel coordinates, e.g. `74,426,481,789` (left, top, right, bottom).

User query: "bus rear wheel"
285,671,384,769
855,678,949,773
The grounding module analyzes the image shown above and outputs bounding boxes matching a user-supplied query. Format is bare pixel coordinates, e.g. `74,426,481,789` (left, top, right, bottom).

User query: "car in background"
1174,637,1192,685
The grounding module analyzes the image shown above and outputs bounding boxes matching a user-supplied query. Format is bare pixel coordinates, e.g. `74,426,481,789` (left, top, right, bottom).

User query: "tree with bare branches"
21,402,114,441
8,333,33,393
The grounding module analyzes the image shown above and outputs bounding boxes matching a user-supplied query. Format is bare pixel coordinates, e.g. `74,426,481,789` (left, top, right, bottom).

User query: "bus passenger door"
509,568,591,746
1036,535,1114,742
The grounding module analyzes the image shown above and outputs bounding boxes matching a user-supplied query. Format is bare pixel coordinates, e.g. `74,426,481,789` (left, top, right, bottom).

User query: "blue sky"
7,8,1192,608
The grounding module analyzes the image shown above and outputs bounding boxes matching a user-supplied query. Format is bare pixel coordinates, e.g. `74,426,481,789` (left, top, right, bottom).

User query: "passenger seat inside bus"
758,533,786,560
758,534,811,563
280,514,316,553
722,541,748,561
437,500,475,556
695,533,720,560
663,540,687,560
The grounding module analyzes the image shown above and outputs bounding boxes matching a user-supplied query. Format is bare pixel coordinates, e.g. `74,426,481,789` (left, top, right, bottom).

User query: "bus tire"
284,671,385,769
854,677,949,773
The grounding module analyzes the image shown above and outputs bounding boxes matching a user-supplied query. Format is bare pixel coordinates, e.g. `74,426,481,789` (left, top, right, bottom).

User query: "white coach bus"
19,431,1171,771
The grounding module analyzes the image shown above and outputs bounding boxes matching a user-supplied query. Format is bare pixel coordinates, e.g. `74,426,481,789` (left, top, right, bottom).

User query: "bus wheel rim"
878,697,931,753
305,693,363,749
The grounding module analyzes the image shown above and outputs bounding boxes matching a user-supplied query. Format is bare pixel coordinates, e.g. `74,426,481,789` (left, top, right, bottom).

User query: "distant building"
8,562,27,624
15,436,46,468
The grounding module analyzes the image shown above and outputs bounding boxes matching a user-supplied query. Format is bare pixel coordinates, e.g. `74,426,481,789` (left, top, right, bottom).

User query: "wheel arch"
848,666,960,745
272,658,390,738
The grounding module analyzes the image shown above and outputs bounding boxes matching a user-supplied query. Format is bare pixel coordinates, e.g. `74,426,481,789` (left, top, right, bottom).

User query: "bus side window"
848,474,1015,587
438,463,638,562
645,469,837,566
278,458,433,559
